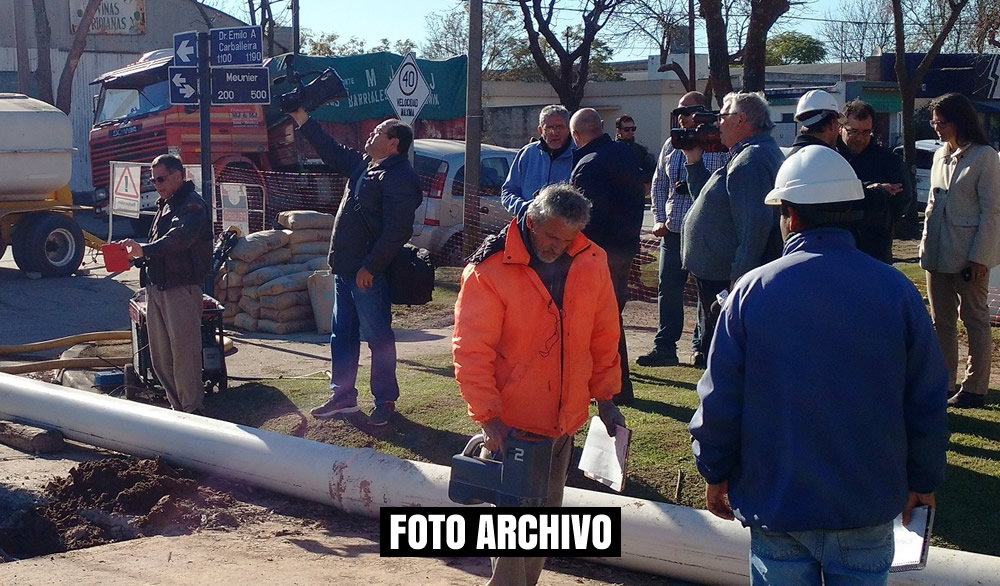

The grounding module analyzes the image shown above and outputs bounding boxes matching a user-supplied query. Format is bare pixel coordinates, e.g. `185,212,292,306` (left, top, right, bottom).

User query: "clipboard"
577,416,631,492
102,243,130,273
891,505,934,572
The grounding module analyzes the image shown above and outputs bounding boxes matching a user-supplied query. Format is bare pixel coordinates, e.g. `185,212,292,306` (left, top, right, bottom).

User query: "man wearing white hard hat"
787,89,843,155
690,145,949,585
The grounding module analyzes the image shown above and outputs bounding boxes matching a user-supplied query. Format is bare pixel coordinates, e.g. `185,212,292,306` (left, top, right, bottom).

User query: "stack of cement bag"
213,210,334,334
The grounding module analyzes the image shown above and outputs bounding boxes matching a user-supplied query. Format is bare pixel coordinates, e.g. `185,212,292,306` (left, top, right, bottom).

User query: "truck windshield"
95,80,169,124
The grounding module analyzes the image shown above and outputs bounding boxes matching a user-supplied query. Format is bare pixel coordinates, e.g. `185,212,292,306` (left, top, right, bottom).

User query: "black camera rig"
273,54,349,114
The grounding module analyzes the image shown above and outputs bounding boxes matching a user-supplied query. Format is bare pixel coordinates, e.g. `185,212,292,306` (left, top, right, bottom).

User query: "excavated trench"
0,456,254,560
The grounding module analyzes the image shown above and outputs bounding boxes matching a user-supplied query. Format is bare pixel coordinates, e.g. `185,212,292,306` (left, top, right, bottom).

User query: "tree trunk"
742,0,790,92
699,0,733,105
31,0,54,105
56,0,102,114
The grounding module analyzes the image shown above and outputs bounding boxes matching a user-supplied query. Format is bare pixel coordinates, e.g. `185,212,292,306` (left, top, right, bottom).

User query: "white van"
894,139,945,210
409,139,518,265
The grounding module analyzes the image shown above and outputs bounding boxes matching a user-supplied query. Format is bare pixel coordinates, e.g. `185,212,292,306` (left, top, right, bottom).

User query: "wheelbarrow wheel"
123,364,140,400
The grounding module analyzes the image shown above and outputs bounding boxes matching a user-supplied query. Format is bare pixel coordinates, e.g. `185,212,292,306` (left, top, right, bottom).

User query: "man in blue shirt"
690,145,949,585
501,105,575,219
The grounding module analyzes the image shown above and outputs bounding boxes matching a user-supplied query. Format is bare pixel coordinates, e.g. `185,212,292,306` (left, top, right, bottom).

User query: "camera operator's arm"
290,108,363,177
683,145,710,201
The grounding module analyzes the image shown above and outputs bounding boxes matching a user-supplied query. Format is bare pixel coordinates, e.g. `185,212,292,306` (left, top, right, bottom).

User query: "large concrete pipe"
0,373,996,585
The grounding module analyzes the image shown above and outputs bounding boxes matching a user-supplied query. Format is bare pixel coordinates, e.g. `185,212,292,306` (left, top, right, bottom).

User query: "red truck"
89,50,467,233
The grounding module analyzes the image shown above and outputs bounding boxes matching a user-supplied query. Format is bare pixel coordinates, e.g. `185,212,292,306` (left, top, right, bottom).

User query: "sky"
208,0,844,62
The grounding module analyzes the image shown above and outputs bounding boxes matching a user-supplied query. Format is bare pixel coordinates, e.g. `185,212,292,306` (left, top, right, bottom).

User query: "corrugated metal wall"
0,48,138,192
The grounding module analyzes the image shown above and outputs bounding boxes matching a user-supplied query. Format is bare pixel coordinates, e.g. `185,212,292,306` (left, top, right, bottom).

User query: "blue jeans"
653,231,700,353
749,523,894,586
330,273,399,406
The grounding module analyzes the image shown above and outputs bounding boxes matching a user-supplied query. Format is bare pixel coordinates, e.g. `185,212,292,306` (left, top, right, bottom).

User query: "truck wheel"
20,214,85,277
11,214,37,272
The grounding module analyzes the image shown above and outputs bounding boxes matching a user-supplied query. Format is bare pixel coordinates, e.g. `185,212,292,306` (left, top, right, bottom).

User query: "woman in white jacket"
920,92,1000,409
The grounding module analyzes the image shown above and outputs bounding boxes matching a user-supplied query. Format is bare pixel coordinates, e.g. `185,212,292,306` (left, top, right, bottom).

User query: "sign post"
219,183,250,236
385,53,430,126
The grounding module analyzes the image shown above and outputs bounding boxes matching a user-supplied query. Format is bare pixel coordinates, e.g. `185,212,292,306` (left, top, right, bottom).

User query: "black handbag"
352,174,435,306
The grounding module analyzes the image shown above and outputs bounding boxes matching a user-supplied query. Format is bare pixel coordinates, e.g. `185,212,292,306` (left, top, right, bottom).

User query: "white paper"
891,505,933,571
578,416,631,492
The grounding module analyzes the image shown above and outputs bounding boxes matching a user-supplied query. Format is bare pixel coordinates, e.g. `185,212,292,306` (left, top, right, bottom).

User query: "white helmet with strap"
765,145,864,205
795,90,842,127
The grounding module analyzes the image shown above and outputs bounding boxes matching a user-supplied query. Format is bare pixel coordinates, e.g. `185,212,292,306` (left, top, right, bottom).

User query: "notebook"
891,505,934,572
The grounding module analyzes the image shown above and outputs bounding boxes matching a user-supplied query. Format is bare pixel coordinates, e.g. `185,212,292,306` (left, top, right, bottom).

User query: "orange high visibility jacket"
453,220,622,438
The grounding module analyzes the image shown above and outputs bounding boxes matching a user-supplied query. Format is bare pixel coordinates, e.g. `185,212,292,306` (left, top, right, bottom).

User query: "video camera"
670,105,722,150
273,55,349,114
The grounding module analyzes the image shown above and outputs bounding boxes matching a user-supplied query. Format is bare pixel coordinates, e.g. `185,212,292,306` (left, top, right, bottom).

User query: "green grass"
206,352,1000,558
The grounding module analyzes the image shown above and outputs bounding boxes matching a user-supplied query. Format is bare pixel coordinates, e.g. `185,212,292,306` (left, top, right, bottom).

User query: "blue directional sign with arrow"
172,31,198,66
168,66,199,105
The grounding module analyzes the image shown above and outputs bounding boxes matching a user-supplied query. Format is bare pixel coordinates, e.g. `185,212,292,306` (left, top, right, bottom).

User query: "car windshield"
94,81,170,125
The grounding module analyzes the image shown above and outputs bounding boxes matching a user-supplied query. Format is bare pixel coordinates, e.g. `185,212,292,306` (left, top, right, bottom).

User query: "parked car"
894,139,945,210
410,139,518,265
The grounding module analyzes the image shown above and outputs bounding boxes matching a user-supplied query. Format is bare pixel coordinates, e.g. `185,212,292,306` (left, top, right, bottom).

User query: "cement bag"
277,210,334,231
258,319,316,335
226,286,242,303
306,256,330,271
223,302,240,318
259,290,311,310
221,271,243,289
258,271,312,296
289,241,328,256
241,286,259,299
260,304,315,323
289,229,330,244
230,230,290,262
243,263,308,288
247,247,293,272
227,260,250,276
292,254,328,266
223,314,238,327
238,296,260,319
233,312,258,332
307,271,334,335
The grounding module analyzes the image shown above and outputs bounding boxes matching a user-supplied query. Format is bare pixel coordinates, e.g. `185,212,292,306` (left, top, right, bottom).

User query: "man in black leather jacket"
121,154,212,415
289,108,422,426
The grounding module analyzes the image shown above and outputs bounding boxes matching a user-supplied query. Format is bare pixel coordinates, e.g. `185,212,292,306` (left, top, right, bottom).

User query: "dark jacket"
571,133,645,256
141,180,212,290
298,119,422,275
837,138,913,263
616,137,656,183
787,133,832,156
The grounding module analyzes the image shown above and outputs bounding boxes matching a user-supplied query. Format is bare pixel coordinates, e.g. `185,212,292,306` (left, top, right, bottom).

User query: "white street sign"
110,161,142,219
219,182,250,236
385,53,430,126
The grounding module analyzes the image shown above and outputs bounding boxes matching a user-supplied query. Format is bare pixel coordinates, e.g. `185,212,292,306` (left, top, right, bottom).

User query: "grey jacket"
920,142,1000,273
681,133,784,282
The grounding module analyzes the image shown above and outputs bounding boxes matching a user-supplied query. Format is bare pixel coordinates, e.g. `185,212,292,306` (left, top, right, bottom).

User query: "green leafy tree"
765,31,827,65
301,30,416,57
422,3,524,78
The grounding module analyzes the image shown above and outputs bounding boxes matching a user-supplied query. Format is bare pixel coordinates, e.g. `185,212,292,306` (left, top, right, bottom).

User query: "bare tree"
604,0,690,86
516,0,625,111
56,0,102,114
700,0,735,100
970,0,1000,49
819,0,895,61
700,0,791,97
30,0,54,105
422,2,524,76
891,0,971,227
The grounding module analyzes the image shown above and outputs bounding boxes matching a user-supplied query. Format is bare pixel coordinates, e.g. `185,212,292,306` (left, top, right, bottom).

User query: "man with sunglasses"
836,99,913,263
614,115,656,184
120,154,213,415
637,92,730,368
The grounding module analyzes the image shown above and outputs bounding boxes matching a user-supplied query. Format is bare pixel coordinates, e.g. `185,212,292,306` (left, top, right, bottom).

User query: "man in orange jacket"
453,183,626,586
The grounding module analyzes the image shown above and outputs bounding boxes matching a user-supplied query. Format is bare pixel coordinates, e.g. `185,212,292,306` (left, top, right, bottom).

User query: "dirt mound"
0,457,242,559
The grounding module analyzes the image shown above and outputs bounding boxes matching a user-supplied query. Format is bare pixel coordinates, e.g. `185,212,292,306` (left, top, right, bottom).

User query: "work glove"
596,399,626,437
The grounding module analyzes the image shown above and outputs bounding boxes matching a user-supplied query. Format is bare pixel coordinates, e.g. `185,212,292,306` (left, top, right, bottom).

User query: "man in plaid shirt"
637,92,730,368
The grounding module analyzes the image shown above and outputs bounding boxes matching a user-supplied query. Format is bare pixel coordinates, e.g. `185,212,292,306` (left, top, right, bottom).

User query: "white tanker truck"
0,93,96,277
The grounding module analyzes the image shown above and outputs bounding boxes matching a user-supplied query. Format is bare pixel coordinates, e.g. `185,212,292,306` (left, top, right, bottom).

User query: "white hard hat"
765,145,864,205
795,90,843,126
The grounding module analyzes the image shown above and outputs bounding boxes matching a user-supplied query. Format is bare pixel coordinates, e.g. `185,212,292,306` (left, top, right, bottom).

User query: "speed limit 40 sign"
385,52,430,126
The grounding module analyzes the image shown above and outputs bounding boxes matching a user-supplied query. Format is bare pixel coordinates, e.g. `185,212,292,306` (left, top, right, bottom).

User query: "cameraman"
680,92,784,363
637,92,730,368
289,109,422,427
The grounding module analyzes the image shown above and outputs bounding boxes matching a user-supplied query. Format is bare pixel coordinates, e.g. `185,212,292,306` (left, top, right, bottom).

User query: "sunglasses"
620,126,636,132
